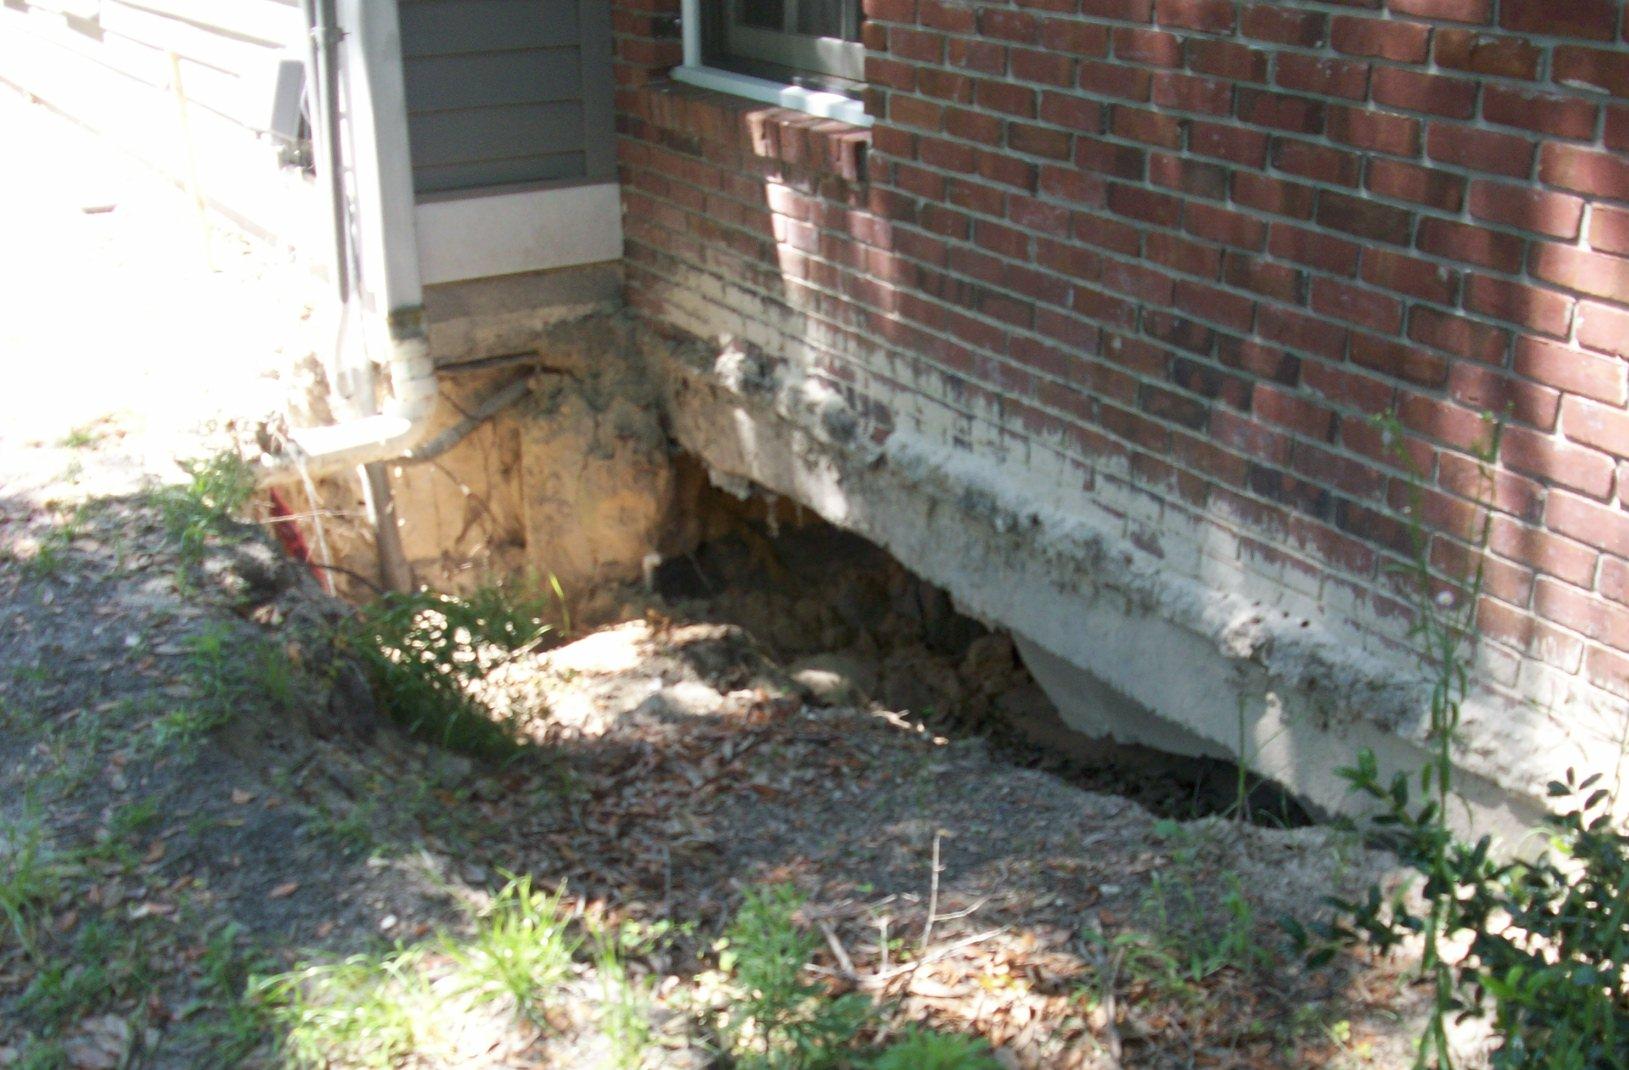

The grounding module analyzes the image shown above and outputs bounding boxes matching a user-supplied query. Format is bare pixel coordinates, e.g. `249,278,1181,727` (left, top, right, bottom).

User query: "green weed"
597,923,657,1069
718,884,872,1069
59,423,104,449
154,625,299,749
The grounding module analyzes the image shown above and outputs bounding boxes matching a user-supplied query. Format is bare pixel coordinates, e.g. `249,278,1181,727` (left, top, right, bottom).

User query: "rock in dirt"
790,651,877,706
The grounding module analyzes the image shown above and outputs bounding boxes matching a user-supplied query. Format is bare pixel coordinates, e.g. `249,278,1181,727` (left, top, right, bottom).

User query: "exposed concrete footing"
648,333,1547,840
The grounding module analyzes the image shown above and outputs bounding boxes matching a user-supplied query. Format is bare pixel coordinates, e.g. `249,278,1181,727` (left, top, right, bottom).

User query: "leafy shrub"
154,452,257,563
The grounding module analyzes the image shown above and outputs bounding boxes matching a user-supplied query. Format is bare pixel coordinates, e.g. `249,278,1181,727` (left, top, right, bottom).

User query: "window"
675,0,871,126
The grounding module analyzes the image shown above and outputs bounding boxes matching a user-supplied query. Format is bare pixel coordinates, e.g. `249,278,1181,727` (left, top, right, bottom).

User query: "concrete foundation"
641,326,1554,839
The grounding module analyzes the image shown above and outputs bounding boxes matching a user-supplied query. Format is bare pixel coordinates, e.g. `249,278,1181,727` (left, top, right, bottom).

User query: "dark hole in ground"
652,462,1314,828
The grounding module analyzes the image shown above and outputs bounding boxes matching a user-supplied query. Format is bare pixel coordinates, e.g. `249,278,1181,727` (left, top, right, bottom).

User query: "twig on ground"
818,919,856,980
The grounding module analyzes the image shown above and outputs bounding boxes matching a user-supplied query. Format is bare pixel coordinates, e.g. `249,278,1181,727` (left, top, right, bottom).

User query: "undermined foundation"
282,307,1562,838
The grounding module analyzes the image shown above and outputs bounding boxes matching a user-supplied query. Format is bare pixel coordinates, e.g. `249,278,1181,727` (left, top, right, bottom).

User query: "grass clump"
342,585,551,760
0,811,60,958
153,624,299,749
254,947,429,1069
448,873,580,1024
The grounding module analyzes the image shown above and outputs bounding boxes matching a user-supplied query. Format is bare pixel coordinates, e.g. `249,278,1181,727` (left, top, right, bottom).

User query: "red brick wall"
613,1,1629,711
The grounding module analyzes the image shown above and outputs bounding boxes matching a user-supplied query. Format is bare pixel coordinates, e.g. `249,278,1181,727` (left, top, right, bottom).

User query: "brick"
1114,27,1183,66
1222,251,1303,301
1587,647,1629,695
979,7,1040,41
1156,0,1235,34
1433,30,1540,79
1373,68,1477,119
1491,514,1601,584
1440,451,1544,521
1350,332,1449,387
1503,426,1617,497
1236,89,1325,134
1146,231,1222,278
1231,171,1314,217
887,26,945,62
889,95,943,131
1465,275,1572,337
1448,363,1560,430
1501,0,1619,41
1269,222,1360,275
947,37,1006,74
1312,276,1403,332
1189,122,1269,166
1400,395,1498,453
1272,139,1360,186
1042,18,1111,56
976,80,1037,118
1275,54,1371,100
1008,122,1073,159
1467,181,1584,240
1254,383,1336,440
1184,203,1266,249
1609,105,1629,150
1540,143,1629,199
1259,303,1348,361
1516,336,1629,405
1426,124,1534,179
863,0,916,18
1081,0,1152,18
1550,490,1629,555
1175,279,1256,330
1317,190,1412,245
1011,48,1076,87
1408,306,1509,363
945,106,1003,143
1590,205,1629,257
1577,302,1629,359
1152,72,1234,115
1391,0,1490,22
1076,137,1145,179
1037,93,1104,134
917,68,973,102
1361,248,1457,304
1563,395,1629,459
1149,153,1229,198
1187,39,1269,83
1079,59,1152,100
1331,15,1429,63
917,0,975,32
1554,46,1629,98
1417,218,1525,273
1531,243,1629,305
1365,158,1464,211
1241,4,1327,47
1483,88,1599,141
1326,105,1419,156
1111,105,1184,147
1602,556,1629,606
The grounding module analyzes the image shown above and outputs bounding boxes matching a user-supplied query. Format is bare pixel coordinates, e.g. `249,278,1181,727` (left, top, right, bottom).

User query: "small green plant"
152,451,256,564
154,625,298,749
59,423,104,449
718,883,872,1069
342,585,550,760
447,873,580,1023
870,1026,1001,1069
597,922,658,1069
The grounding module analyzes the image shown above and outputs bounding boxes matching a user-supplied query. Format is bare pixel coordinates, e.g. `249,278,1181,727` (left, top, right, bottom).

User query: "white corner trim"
675,0,872,128
414,182,624,286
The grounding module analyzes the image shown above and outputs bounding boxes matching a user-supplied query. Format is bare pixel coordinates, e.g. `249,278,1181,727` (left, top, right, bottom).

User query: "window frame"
674,0,872,128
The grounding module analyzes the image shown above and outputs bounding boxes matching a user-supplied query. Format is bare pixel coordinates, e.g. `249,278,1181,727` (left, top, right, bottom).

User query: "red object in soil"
266,487,326,588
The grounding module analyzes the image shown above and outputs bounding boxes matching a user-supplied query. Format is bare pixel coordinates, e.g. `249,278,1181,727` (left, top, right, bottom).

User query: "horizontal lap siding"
0,0,310,241
400,0,615,194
